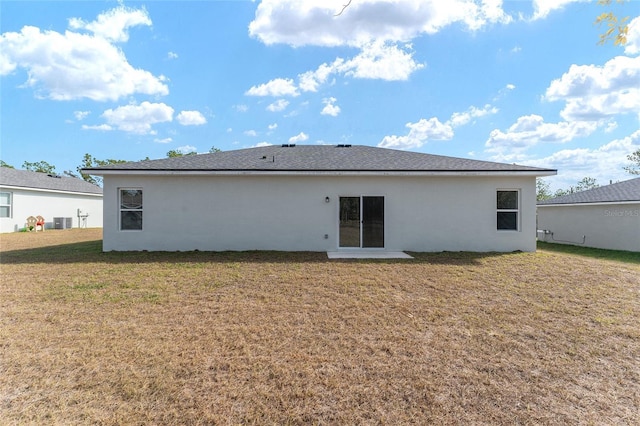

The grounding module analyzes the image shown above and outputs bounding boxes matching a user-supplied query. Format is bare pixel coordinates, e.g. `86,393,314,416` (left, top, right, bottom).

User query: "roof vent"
281,144,296,148
336,144,352,148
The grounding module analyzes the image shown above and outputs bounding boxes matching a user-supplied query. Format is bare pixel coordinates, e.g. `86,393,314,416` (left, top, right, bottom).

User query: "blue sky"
1,0,639,190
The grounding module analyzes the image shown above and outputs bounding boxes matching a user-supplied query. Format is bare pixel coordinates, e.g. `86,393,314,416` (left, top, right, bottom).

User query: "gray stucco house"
84,144,555,252
537,177,640,252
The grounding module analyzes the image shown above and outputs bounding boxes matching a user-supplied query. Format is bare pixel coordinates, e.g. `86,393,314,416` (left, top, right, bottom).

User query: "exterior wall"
0,187,103,233
537,203,640,252
102,174,537,252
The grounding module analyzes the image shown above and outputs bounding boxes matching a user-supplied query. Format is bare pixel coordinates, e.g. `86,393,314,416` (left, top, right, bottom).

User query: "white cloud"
0,7,167,101
545,55,640,121
102,101,174,135
377,103,497,150
531,0,586,20
337,41,424,81
176,110,207,126
246,78,299,97
524,130,640,189
167,51,178,60
74,111,90,121
249,41,423,99
244,130,258,137
485,114,599,160
82,124,112,131
247,1,514,90
378,117,453,150
268,123,278,130
154,137,173,144
289,132,309,143
177,145,197,154
266,99,289,112
254,141,273,147
249,0,512,48
321,97,341,117
625,16,640,56
234,104,249,113
493,83,516,101
447,104,498,127
604,120,618,133
68,6,151,42
299,62,336,92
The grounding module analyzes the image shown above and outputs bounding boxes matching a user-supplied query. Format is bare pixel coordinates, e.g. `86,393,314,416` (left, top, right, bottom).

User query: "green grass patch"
537,241,640,264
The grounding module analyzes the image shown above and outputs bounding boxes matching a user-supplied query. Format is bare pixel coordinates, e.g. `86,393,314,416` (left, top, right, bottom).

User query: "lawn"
1,229,638,424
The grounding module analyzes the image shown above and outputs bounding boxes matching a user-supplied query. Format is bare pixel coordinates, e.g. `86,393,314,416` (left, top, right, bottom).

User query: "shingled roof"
83,145,555,174
538,177,640,205
0,167,103,195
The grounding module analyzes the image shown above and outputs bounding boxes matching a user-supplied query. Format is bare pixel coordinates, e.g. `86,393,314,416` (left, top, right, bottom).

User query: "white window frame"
0,191,12,219
496,189,520,232
119,188,143,231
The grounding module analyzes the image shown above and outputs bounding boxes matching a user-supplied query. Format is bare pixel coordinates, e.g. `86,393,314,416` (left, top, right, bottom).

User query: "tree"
209,146,221,153
553,177,599,197
167,149,196,158
575,176,599,192
77,153,127,186
334,0,352,16
23,160,56,174
536,178,552,201
624,148,640,175
0,160,14,168
595,0,629,46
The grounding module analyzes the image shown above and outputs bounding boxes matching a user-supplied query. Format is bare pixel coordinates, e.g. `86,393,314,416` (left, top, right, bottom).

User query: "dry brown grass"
1,229,639,425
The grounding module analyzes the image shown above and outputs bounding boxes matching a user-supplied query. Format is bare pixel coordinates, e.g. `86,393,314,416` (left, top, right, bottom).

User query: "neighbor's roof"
538,177,640,205
0,167,103,195
83,145,556,175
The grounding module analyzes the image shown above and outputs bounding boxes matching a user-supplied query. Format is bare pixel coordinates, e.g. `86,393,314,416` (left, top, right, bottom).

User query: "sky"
1,0,639,191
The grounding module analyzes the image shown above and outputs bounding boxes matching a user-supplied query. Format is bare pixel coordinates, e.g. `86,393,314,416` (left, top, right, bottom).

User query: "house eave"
0,184,103,197
537,200,640,207
83,169,556,178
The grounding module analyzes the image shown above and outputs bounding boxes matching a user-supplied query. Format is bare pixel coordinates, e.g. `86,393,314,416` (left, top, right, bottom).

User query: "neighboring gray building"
0,167,103,233
537,177,640,252
84,144,555,252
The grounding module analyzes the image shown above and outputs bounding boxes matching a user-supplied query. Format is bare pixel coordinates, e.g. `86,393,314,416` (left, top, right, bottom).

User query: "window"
120,189,143,230
497,190,519,231
0,192,12,218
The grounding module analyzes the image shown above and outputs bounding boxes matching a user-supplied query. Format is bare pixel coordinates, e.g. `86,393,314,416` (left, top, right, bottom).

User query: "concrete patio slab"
326,251,413,259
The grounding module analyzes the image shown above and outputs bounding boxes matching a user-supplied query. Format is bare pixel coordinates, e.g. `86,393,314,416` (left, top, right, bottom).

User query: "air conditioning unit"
54,217,73,229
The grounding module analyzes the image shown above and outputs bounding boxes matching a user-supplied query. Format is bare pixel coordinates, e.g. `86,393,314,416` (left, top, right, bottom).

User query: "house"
537,177,640,252
0,167,103,233
83,144,555,252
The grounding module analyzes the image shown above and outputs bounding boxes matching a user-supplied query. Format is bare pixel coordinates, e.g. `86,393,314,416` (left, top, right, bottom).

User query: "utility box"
54,217,73,229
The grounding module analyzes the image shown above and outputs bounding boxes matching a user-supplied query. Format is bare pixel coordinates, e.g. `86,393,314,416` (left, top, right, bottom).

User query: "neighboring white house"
537,177,640,252
83,144,555,252
0,167,103,233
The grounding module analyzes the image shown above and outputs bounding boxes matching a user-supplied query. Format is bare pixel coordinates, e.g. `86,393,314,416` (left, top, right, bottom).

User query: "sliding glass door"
339,196,384,248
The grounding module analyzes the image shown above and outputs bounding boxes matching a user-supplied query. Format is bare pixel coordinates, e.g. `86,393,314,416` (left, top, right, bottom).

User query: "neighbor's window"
497,190,519,231
0,192,12,218
120,189,143,230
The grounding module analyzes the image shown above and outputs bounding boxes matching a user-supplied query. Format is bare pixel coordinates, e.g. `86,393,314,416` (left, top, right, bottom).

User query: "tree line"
0,146,221,186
